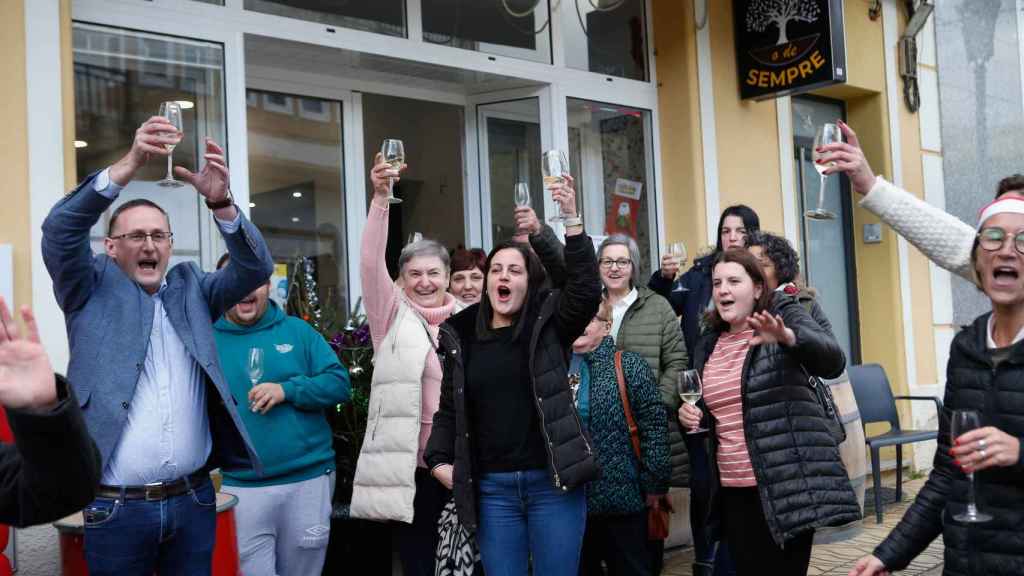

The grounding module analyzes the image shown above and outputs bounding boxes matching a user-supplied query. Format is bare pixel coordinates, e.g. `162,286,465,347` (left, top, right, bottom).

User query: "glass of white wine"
669,241,688,293
514,182,531,208
678,369,706,434
951,410,993,523
806,123,841,220
542,150,571,223
157,101,184,188
381,138,405,204
247,347,264,388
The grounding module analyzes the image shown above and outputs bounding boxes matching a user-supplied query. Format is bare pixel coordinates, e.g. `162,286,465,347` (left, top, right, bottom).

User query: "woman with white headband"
824,125,1024,576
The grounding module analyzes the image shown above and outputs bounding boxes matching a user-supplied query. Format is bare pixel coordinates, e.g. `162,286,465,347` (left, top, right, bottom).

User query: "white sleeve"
859,176,977,284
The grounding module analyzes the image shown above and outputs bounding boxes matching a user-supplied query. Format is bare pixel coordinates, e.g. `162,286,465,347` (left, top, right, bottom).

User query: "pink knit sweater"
361,199,456,467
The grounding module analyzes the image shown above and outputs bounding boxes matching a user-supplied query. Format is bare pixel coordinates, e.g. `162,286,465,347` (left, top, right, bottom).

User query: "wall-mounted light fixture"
898,0,935,113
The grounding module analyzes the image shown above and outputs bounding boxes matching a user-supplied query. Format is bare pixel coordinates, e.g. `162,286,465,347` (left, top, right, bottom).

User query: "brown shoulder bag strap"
613,351,642,461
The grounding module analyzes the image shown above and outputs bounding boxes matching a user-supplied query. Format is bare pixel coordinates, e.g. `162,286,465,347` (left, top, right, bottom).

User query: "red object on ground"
53,491,241,576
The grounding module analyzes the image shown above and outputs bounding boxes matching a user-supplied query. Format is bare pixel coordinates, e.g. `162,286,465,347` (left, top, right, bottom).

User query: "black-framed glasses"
599,258,632,269
978,227,1024,255
108,231,174,245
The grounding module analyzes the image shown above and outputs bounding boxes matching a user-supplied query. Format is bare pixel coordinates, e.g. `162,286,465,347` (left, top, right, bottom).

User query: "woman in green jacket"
597,234,688,573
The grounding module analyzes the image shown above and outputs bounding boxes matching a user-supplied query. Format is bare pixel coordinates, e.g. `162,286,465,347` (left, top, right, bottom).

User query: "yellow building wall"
0,0,32,311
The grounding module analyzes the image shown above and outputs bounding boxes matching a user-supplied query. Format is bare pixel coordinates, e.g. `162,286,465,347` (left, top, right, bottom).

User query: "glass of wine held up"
157,101,184,188
542,150,572,223
806,122,841,220
381,138,405,204
669,241,688,293
678,369,706,434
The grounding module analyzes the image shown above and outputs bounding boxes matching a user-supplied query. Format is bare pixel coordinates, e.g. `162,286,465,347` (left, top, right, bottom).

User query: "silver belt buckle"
144,481,166,501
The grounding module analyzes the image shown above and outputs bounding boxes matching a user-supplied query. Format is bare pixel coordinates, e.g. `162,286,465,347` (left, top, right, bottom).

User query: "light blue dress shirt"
95,167,240,485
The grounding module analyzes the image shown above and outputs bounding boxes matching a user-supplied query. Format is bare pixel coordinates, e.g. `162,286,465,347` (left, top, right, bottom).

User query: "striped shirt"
704,329,756,487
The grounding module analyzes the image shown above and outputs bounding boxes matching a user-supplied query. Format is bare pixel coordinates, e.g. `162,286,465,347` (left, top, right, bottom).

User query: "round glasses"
977,227,1024,255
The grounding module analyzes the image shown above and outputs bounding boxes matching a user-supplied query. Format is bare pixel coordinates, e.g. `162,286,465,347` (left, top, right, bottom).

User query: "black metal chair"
847,363,943,523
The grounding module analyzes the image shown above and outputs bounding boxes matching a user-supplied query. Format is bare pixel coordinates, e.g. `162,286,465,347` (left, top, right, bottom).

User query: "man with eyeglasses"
41,116,273,576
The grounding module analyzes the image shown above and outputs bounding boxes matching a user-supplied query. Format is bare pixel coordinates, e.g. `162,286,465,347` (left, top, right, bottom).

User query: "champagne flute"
247,347,264,389
542,150,571,223
514,182,531,208
380,139,405,204
669,241,688,293
678,369,706,434
157,101,184,188
806,123,841,220
951,410,993,523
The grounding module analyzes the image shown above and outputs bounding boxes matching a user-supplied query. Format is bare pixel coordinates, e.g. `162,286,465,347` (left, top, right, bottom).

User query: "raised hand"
550,174,578,219
0,297,57,410
370,152,407,201
175,138,231,205
109,116,180,186
748,311,796,347
818,120,877,196
660,253,681,280
513,206,542,238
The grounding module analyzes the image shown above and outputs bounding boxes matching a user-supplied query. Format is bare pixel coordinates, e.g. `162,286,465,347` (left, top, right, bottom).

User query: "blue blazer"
41,172,274,476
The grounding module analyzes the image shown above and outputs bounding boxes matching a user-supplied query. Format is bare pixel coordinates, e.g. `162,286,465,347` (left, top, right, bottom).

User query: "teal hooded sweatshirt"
214,301,350,487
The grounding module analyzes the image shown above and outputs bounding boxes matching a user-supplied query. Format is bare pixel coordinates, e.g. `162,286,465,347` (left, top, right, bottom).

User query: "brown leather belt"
96,469,209,501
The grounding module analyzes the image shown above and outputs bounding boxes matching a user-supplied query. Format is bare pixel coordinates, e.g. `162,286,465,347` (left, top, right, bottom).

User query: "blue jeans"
84,477,217,576
477,469,586,576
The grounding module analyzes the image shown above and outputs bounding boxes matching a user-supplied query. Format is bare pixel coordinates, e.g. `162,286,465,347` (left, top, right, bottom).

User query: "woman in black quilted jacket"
850,200,1024,576
679,249,859,576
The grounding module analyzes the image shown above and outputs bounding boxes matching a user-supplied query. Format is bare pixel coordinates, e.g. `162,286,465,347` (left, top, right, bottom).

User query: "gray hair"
398,239,450,275
598,234,641,287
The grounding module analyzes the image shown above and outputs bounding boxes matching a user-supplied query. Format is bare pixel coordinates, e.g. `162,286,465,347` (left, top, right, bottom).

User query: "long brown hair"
704,248,773,333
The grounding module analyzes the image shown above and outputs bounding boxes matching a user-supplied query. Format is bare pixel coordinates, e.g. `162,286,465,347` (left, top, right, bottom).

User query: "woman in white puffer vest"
349,154,462,576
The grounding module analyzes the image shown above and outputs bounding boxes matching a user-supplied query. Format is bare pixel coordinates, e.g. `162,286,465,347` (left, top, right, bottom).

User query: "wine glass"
806,123,841,220
951,410,993,523
678,369,706,434
406,231,423,245
380,139,405,204
157,101,184,188
247,347,264,388
542,150,571,223
514,182,531,208
669,241,688,293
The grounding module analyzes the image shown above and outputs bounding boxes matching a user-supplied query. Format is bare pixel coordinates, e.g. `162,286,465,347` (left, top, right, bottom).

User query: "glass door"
470,87,553,251
792,96,860,364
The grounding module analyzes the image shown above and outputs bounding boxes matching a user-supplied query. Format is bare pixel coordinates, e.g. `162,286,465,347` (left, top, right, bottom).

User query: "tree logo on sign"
746,0,821,45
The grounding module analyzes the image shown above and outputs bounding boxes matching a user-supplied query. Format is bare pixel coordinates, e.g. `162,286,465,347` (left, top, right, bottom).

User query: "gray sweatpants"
229,472,335,576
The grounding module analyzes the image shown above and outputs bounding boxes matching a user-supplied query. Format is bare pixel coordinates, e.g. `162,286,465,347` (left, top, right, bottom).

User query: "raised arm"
360,155,405,349
550,181,602,346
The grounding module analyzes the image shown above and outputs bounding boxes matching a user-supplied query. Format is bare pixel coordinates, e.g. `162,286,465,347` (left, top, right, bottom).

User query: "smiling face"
976,212,1024,311
450,268,485,304
599,244,633,294
720,215,749,251
400,255,449,308
486,248,530,328
103,205,172,295
226,282,271,326
712,261,762,330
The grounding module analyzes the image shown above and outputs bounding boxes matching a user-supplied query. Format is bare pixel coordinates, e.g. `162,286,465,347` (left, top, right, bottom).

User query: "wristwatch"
563,216,583,228
205,190,233,210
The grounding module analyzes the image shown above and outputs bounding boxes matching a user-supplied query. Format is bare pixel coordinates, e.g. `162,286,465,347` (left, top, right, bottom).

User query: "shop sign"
734,0,847,100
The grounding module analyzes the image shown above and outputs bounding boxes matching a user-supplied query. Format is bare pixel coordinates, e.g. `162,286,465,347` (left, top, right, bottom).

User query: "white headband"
977,197,1024,230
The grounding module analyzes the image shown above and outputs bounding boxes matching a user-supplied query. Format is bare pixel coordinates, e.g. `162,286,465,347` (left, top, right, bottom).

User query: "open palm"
0,298,56,410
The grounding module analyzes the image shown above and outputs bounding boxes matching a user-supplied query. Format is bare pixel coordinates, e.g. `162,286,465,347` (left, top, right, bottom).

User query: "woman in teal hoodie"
213,256,349,576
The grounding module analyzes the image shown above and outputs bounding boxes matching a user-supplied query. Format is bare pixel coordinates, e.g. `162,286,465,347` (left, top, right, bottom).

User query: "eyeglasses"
108,231,174,245
599,258,632,269
978,227,1024,255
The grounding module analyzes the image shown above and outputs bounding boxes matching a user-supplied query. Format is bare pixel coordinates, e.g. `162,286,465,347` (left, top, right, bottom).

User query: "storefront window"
559,0,648,81
422,0,551,64
245,0,405,38
567,97,655,278
73,24,226,269
479,99,543,244
247,89,350,322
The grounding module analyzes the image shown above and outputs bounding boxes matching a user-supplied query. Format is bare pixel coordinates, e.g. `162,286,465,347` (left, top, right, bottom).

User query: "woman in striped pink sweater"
679,249,859,576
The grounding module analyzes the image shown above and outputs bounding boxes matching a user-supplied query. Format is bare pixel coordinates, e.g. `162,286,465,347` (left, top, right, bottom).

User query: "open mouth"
496,285,512,302
993,266,1020,282
240,296,257,306
718,298,735,309
138,258,158,272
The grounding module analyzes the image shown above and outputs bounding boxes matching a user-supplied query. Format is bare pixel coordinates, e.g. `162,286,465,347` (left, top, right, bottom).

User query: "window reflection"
245,0,405,38
560,0,648,81
422,0,551,63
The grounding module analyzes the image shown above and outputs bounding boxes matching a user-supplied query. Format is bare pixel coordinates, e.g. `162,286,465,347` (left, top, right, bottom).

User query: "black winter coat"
692,294,860,547
874,313,1024,576
425,233,603,530
648,252,714,367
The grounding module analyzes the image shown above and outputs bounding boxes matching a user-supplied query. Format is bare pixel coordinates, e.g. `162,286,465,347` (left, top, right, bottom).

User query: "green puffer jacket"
615,286,689,487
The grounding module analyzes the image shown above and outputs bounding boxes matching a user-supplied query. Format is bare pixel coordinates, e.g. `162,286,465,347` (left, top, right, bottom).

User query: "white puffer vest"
349,301,433,523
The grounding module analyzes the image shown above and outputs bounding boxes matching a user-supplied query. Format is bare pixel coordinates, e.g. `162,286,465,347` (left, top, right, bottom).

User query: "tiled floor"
661,478,944,576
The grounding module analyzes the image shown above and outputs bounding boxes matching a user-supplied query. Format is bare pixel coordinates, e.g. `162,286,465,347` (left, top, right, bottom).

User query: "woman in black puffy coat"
850,206,1024,576
679,249,859,576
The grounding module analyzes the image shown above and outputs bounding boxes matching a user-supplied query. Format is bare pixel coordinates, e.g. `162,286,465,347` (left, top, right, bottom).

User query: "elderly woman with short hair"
598,233,687,574
349,154,460,576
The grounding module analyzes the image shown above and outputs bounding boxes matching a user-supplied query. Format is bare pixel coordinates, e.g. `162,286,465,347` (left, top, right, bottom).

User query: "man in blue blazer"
41,116,273,576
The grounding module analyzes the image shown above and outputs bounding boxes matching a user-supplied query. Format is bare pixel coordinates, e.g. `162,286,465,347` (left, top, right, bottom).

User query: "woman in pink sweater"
357,153,458,576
